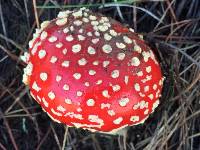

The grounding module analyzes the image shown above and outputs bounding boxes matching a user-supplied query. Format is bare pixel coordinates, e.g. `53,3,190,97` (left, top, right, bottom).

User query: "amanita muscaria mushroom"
22,7,164,133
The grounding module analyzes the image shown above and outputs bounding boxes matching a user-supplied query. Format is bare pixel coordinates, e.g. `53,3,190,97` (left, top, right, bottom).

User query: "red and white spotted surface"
22,8,164,133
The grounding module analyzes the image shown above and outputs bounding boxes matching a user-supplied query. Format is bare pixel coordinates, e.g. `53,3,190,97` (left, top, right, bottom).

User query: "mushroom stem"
115,127,129,136
99,126,129,136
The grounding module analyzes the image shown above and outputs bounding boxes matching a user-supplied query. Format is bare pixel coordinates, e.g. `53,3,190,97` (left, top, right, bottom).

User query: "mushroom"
22,7,164,133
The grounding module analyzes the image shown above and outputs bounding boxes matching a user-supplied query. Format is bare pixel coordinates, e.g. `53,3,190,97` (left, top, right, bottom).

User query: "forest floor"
0,0,200,150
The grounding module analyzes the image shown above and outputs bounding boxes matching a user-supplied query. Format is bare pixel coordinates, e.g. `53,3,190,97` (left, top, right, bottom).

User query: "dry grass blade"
23,0,50,48
172,73,200,101
36,0,167,9
62,126,69,150
0,1,9,47
101,3,162,23
113,0,125,22
50,123,62,150
188,132,200,140
0,110,19,150
5,87,29,114
3,113,41,118
153,0,176,30
6,106,39,115
0,142,6,150
32,0,39,28
162,42,200,68
0,44,25,66
0,33,25,51
36,127,51,150
91,134,102,150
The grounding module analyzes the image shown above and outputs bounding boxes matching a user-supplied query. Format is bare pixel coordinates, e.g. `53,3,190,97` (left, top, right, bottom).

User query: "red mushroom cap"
22,8,164,133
